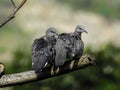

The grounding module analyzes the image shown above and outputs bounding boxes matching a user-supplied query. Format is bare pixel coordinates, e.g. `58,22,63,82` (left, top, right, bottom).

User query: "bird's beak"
82,29,88,34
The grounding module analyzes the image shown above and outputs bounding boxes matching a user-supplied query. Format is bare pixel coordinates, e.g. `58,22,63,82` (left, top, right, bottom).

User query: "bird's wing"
31,37,49,71
55,38,67,66
32,52,48,72
73,36,84,59
78,40,84,56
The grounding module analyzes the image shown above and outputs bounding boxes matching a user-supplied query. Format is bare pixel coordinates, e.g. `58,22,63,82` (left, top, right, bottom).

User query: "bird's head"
46,27,58,38
75,25,88,34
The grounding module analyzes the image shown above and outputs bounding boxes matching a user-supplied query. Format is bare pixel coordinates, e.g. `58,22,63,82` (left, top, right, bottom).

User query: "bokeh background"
0,0,120,90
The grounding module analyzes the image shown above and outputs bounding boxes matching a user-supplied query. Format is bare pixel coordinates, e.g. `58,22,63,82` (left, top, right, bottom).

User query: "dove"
32,28,58,72
55,25,87,66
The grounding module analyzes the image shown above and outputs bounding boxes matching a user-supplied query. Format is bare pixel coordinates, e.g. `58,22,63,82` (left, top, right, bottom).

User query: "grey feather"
31,28,58,72
55,38,67,66
72,25,87,59
55,33,73,66
55,25,87,66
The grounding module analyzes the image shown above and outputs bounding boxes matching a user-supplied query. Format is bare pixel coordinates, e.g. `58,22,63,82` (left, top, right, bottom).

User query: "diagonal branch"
0,0,27,28
0,54,96,88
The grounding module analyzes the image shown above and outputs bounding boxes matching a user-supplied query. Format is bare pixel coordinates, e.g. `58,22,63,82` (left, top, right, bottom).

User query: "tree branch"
0,54,96,88
0,0,27,28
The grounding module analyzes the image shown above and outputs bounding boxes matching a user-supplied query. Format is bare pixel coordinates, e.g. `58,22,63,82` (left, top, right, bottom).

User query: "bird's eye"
51,31,55,33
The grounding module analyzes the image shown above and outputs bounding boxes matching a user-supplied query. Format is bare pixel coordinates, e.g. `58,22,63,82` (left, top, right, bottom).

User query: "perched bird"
54,33,74,66
71,25,88,59
55,25,87,66
32,28,58,72
0,63,5,77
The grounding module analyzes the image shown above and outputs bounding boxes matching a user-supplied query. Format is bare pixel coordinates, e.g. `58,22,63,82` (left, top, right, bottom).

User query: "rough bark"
0,54,96,88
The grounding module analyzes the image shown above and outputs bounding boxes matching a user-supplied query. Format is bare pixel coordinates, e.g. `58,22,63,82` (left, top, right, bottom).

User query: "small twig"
0,0,27,28
11,0,17,10
0,54,96,88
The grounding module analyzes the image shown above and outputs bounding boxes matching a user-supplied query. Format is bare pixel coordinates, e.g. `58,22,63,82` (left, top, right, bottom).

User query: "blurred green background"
0,0,120,90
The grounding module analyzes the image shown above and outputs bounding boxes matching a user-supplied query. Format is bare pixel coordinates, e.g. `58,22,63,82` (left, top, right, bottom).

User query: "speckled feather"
31,28,58,72
55,25,87,67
